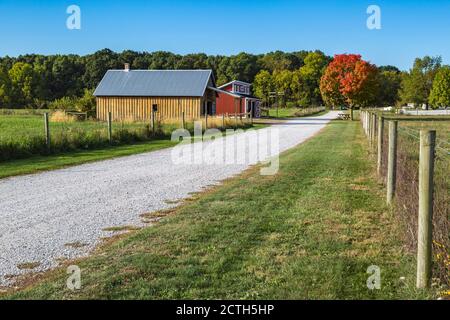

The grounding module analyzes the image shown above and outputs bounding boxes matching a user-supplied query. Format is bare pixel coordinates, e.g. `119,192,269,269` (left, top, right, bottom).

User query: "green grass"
0,114,254,162
268,108,299,118
267,107,327,119
0,115,157,161
0,124,266,179
0,139,177,179
2,121,435,299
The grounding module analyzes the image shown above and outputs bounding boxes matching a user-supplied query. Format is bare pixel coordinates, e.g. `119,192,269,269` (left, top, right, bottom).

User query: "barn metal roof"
93,70,214,97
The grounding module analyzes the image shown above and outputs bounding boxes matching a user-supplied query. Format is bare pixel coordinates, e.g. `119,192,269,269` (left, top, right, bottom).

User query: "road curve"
0,111,338,285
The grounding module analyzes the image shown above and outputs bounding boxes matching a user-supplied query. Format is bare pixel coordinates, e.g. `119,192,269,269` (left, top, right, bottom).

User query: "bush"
48,90,95,113
48,96,76,111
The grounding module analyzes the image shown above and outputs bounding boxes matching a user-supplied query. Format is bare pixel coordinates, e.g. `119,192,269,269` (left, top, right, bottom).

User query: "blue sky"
0,0,449,70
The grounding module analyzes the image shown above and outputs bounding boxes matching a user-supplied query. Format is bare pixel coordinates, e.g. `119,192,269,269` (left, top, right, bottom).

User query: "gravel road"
0,111,338,285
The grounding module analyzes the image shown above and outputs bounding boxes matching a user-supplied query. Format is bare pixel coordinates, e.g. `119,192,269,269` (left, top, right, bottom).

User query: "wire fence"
0,111,253,162
362,111,449,288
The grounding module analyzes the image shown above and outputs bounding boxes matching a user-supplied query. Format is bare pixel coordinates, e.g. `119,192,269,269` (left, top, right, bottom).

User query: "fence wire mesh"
378,119,449,286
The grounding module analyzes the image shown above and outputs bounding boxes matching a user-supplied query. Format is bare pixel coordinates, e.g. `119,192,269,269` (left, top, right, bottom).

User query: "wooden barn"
215,80,261,117
94,65,217,121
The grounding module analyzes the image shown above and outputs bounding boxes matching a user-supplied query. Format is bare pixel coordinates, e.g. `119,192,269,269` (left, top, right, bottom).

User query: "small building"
215,80,261,117
94,65,217,121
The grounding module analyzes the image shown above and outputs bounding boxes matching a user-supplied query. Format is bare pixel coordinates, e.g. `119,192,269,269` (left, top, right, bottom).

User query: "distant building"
94,65,217,121
215,80,261,117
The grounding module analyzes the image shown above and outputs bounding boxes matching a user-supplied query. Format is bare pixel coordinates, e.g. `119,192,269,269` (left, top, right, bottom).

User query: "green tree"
377,70,402,107
82,49,120,89
297,51,330,106
8,62,37,107
258,51,301,73
75,89,96,112
0,66,12,107
224,53,259,84
176,53,209,70
253,70,273,102
400,56,442,107
429,66,450,108
273,70,293,107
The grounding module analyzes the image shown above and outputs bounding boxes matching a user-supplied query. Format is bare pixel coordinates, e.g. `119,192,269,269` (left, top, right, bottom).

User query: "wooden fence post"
367,112,370,137
107,112,113,144
205,113,208,129
365,111,369,136
151,109,155,136
44,112,50,148
372,113,377,149
361,110,365,134
386,121,398,205
182,111,185,129
416,130,436,289
222,113,225,128
377,115,384,175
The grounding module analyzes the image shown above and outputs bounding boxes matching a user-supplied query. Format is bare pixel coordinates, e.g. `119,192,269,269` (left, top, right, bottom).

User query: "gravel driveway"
0,111,338,285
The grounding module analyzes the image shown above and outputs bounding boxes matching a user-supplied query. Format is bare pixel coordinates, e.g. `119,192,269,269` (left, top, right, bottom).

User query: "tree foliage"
319,54,379,108
253,51,331,107
376,69,402,107
1,49,448,111
399,56,442,107
429,66,450,108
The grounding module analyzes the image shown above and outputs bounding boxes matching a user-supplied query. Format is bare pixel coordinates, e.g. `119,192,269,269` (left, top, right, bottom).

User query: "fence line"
360,109,449,289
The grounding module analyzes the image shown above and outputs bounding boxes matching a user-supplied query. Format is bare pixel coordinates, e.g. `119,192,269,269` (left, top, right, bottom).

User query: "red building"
214,80,261,117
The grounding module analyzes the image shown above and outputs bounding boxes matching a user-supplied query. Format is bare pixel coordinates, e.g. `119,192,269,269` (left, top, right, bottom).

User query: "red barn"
214,80,261,117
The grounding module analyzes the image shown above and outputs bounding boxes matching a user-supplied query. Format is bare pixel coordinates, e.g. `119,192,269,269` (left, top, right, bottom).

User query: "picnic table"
338,113,351,120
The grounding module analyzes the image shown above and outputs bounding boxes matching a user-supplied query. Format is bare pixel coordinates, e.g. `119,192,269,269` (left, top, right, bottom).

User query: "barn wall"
96,96,202,121
215,92,243,115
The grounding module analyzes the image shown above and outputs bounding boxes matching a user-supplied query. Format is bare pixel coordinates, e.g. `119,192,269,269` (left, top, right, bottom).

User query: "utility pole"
277,92,284,118
269,92,278,117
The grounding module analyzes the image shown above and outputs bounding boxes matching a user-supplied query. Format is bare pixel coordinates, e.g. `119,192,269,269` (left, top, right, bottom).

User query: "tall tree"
320,54,379,119
273,70,293,107
377,69,402,107
258,51,301,72
429,66,450,108
82,49,120,89
400,56,442,107
253,70,273,102
297,51,330,106
8,62,37,107
0,66,12,107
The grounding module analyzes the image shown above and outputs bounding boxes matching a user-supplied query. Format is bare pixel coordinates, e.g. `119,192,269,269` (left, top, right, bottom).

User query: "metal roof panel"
93,70,213,97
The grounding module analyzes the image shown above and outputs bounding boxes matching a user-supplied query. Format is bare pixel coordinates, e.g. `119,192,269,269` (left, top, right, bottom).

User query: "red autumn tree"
320,54,379,119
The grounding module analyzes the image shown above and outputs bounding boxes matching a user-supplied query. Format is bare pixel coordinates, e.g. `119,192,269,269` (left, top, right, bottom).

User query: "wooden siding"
96,96,202,121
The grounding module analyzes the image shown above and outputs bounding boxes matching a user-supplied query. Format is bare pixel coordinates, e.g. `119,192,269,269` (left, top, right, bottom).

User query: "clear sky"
0,0,449,70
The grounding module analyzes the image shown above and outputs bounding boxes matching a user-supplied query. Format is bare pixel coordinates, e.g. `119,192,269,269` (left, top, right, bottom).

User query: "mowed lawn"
3,121,433,299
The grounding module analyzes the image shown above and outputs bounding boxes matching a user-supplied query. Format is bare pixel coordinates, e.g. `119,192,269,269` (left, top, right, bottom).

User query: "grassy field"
267,107,326,118
268,108,299,118
0,113,254,163
2,120,435,299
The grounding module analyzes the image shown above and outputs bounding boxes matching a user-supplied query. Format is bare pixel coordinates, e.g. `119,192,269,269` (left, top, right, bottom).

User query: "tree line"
317,54,449,110
0,48,448,111
0,49,321,110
